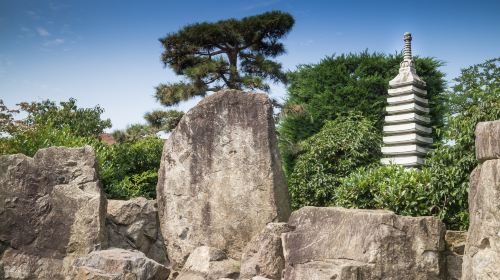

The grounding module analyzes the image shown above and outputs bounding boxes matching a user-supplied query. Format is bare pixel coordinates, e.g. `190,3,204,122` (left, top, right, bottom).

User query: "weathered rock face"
444,231,466,280
282,207,446,280
106,197,168,265
475,120,500,162
69,248,169,280
0,146,107,279
462,159,500,279
157,89,291,269
176,246,239,280
240,223,292,280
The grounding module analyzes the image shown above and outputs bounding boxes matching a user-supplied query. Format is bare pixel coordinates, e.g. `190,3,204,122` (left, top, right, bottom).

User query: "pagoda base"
381,156,425,167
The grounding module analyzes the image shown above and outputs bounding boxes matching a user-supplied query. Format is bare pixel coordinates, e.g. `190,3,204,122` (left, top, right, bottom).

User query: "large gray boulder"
0,146,107,279
462,159,500,279
475,120,500,162
282,207,446,280
240,223,292,280
68,248,169,280
106,197,168,265
176,246,239,280
156,90,291,269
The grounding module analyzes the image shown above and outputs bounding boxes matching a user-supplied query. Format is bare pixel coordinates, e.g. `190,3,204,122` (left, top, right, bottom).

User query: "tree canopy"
278,52,446,175
155,10,294,106
0,98,111,138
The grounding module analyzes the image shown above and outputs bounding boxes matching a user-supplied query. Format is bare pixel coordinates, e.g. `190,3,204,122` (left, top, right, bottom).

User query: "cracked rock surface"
106,197,168,266
0,146,107,279
282,207,446,280
156,89,291,270
462,160,500,279
69,248,169,280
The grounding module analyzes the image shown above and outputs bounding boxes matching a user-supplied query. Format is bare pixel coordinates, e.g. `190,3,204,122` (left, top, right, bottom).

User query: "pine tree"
156,11,294,106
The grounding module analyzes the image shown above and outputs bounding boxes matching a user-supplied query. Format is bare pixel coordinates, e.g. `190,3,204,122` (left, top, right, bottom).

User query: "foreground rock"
240,223,292,280
475,120,500,162
157,89,291,269
0,146,107,279
282,207,446,279
69,248,169,279
462,159,500,279
176,246,239,280
107,197,168,265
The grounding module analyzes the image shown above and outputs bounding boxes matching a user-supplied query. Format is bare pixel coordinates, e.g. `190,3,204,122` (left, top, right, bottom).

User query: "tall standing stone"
381,32,432,167
156,89,291,269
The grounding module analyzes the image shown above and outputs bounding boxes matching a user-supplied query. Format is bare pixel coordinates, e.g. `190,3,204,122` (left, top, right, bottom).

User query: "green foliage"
0,125,95,157
333,58,500,230
278,52,445,175
112,124,156,143
3,98,111,137
157,11,294,106
335,165,432,216
288,115,381,210
422,57,500,229
0,98,164,200
144,110,184,131
98,136,164,199
0,98,108,156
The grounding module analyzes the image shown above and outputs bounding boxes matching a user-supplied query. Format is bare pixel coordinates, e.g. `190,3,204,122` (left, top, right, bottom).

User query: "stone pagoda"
381,32,432,167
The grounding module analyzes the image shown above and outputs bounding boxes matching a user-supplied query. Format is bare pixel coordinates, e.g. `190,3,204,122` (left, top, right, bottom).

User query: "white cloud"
26,10,40,20
36,27,50,37
43,38,65,47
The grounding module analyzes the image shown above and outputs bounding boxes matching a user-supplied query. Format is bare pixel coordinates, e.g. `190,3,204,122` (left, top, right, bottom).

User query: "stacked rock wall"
462,120,500,279
2,89,499,280
0,147,169,280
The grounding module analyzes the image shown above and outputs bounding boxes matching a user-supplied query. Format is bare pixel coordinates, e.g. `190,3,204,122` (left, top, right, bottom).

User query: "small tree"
156,11,294,106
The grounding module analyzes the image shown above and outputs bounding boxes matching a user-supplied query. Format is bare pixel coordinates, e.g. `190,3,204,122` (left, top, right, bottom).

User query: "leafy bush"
278,52,445,175
104,170,158,199
288,114,381,210
335,165,432,216
0,124,98,157
98,135,164,199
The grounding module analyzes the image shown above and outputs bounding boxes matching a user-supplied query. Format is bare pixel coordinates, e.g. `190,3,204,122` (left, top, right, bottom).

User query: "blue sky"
1,0,499,130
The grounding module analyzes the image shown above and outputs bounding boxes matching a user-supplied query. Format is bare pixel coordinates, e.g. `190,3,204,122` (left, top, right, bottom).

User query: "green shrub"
288,114,381,210
104,170,158,199
336,165,433,216
98,135,164,199
0,125,97,157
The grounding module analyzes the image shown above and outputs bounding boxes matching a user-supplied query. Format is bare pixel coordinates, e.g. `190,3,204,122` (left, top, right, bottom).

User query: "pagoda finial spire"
403,32,412,61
